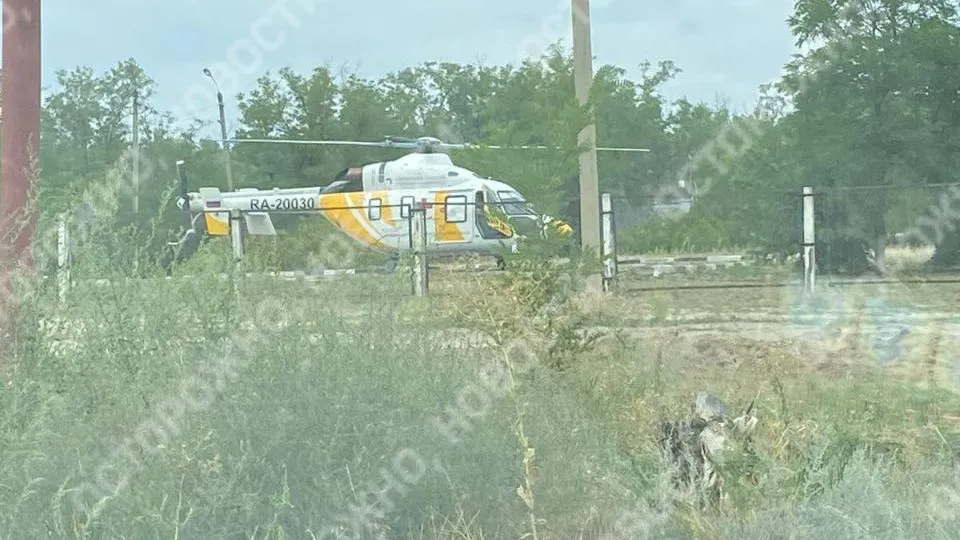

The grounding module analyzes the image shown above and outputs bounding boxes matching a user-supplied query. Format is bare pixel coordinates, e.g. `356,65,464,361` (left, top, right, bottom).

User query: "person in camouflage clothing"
656,392,759,510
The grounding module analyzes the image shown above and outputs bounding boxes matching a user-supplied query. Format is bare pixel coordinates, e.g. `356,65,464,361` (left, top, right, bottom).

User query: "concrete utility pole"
571,0,602,294
0,0,41,374
203,68,234,192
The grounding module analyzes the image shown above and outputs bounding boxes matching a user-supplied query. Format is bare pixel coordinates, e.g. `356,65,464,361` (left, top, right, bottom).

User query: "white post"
57,213,69,304
601,193,617,292
230,209,244,297
802,186,816,294
411,206,428,296
230,209,244,263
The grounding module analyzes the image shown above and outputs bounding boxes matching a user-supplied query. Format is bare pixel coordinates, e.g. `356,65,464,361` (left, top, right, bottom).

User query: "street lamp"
203,67,234,191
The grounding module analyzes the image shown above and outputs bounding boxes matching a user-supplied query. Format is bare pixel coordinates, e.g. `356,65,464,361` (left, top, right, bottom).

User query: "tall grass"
2,227,960,539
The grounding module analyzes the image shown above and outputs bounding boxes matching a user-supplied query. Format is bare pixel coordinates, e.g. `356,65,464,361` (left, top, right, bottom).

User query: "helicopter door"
431,190,473,245
474,190,513,240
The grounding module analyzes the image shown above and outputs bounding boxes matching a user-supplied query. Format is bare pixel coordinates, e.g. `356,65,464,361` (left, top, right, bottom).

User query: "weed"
3,223,960,539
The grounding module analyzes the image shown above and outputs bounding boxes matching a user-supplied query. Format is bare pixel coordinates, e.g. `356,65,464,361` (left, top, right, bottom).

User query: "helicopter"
176,135,650,271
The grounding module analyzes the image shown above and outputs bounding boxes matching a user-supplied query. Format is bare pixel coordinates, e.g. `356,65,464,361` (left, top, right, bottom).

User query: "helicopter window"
322,176,363,194
496,190,536,216
368,198,382,221
445,195,467,223
447,171,459,177
400,196,414,219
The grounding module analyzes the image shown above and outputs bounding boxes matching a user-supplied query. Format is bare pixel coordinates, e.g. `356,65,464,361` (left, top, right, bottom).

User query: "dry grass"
4,245,960,539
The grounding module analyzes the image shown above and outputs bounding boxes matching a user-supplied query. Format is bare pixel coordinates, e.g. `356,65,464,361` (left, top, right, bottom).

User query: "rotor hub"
413,136,443,153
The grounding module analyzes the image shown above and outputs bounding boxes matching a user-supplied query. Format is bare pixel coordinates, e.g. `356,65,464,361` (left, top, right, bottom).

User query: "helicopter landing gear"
495,255,506,271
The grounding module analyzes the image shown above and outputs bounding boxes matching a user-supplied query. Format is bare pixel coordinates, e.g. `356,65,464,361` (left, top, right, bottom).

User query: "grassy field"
2,255,960,539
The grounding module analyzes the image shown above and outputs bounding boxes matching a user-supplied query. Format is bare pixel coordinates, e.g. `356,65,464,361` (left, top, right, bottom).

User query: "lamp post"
203,68,234,191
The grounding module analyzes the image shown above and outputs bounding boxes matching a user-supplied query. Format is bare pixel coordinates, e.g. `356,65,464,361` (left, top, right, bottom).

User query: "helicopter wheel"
495,256,506,271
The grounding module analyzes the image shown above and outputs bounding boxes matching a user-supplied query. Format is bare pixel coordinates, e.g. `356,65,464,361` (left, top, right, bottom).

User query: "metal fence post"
230,208,244,297
230,209,244,264
410,205,428,296
802,186,816,295
600,193,617,293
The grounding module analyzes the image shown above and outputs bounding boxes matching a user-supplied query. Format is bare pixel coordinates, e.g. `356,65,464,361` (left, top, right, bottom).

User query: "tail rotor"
164,159,200,273
175,159,192,230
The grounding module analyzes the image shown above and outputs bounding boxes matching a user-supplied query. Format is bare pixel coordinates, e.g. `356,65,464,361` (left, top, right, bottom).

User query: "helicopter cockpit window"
368,198,382,221
321,180,349,193
323,169,364,193
496,190,536,216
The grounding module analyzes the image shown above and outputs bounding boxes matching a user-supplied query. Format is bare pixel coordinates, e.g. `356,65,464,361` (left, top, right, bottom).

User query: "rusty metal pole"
0,0,41,376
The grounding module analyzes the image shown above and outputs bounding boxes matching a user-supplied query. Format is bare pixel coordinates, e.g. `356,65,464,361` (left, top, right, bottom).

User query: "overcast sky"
18,0,798,141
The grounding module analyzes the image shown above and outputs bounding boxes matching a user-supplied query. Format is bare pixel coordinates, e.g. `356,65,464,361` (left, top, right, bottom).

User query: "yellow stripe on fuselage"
371,190,395,226
348,192,389,247
485,205,513,237
205,212,229,235
319,192,387,249
434,191,464,242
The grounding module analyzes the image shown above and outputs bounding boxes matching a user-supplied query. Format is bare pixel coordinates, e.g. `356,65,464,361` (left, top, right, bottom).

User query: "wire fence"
36,180,960,304
609,182,960,293
46,199,524,305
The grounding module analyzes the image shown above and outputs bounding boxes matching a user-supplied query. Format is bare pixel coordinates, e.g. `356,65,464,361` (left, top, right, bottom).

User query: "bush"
619,215,742,255
0,251,636,538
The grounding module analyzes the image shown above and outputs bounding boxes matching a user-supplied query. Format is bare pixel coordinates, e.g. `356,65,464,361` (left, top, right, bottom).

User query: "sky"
15,0,798,142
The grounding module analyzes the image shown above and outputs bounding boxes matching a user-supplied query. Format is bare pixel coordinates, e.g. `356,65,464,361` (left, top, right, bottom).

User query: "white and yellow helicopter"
175,135,650,269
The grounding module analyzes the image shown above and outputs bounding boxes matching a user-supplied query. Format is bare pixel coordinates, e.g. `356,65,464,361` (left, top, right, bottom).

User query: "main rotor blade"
450,143,651,153
219,138,401,148
216,138,651,153
596,147,652,152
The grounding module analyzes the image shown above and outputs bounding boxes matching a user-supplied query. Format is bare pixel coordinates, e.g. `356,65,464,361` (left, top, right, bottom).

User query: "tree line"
25,0,960,275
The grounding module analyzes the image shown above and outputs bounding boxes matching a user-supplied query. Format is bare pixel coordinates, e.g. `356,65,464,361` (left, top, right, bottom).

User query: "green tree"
780,0,960,272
